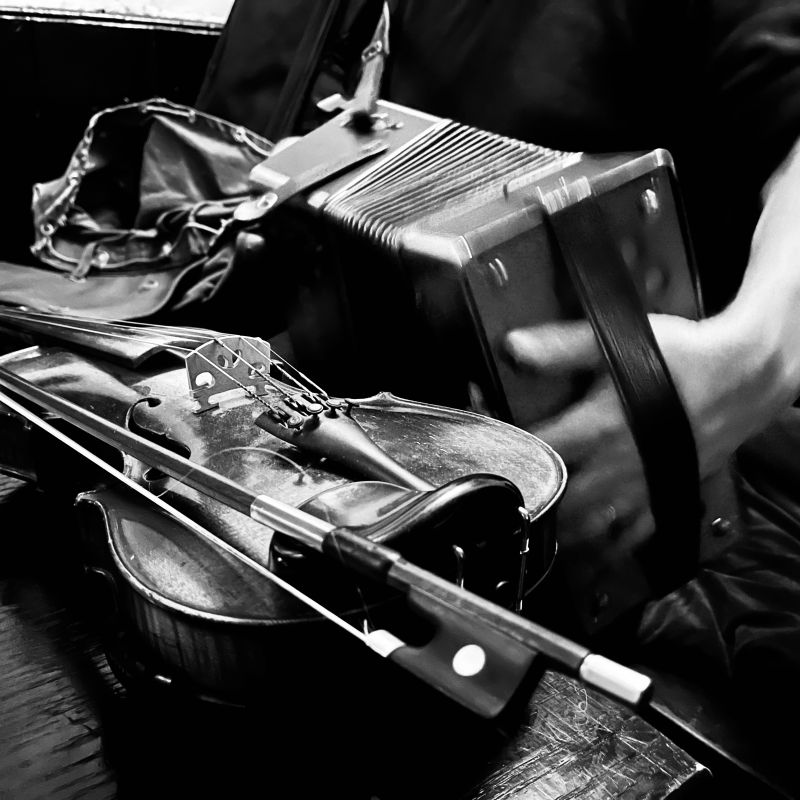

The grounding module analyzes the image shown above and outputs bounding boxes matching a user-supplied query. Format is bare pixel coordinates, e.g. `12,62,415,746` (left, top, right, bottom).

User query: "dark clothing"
387,0,800,315
200,0,800,314
199,0,800,782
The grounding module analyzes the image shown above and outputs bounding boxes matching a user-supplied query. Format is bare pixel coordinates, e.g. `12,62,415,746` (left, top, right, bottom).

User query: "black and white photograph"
0,1,799,797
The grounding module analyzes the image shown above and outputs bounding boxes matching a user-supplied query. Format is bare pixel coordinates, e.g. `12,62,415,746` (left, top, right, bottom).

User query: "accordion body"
254,100,736,633
271,102,700,424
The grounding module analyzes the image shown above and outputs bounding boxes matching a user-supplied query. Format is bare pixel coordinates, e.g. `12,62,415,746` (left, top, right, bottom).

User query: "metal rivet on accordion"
234,192,279,222
710,517,734,537
485,257,509,289
640,188,660,218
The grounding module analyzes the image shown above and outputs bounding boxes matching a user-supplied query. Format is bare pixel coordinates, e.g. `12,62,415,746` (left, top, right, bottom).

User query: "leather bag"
0,98,271,319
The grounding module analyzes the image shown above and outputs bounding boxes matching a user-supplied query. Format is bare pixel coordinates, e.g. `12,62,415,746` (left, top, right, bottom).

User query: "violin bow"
0,362,651,718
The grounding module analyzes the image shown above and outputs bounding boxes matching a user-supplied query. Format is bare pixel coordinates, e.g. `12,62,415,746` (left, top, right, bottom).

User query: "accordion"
256,102,697,417
249,99,738,635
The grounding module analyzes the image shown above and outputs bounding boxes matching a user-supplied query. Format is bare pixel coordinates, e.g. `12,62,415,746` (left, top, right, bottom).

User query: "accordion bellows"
324,119,578,251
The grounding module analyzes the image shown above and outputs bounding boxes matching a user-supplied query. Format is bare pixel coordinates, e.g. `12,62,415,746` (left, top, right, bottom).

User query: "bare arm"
694,139,800,465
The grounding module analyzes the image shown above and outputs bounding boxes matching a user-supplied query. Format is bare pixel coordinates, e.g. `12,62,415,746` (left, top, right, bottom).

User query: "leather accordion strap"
546,195,702,593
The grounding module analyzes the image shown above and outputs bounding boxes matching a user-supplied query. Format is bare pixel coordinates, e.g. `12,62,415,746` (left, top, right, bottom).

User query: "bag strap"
266,0,387,141
545,194,703,594
265,1,345,141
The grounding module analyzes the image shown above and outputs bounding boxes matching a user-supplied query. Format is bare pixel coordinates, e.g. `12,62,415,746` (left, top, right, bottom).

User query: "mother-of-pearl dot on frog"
452,644,486,677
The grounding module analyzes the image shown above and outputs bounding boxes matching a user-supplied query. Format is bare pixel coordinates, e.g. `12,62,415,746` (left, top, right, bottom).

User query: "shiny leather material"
547,194,702,593
0,98,272,319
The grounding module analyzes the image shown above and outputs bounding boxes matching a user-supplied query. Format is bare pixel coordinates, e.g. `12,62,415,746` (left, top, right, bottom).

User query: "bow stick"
0,363,651,717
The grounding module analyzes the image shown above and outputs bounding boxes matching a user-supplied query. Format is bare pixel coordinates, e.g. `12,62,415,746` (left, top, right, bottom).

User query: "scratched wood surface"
0,475,708,800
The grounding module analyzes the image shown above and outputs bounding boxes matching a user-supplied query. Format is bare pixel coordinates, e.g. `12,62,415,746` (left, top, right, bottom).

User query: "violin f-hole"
124,398,192,489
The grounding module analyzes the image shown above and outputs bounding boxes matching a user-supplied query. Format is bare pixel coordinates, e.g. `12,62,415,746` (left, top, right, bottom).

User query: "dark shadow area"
0,12,219,266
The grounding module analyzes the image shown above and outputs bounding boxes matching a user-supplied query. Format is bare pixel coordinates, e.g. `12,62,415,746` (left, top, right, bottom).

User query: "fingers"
532,377,625,459
557,506,655,565
557,478,654,555
466,381,492,416
544,416,655,553
506,321,660,556
504,319,603,373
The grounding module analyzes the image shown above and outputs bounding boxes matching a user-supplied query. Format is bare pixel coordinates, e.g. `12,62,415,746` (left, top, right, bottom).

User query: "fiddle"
0,306,650,717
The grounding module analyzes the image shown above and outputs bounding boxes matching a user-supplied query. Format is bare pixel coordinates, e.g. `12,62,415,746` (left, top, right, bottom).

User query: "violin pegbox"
185,336,272,413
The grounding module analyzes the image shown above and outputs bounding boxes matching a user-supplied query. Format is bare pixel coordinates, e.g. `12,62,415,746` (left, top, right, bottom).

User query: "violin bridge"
185,336,272,413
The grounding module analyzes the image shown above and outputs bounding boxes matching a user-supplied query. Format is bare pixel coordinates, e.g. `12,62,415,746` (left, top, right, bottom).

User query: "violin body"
0,337,564,702
1,323,695,800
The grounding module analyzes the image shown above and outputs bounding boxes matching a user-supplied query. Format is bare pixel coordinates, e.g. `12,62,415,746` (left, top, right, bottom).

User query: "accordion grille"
324,120,576,250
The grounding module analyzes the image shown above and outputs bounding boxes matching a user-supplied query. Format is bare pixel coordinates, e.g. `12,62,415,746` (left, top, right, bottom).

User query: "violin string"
191,348,276,412
1,307,215,344
205,338,380,629
0,385,379,645
1,310,283,407
1,382,549,731
3,309,279,389
1,306,211,339
269,357,329,398
178,343,386,633
183,336,316,414
5,310,292,383
208,337,339,412
210,337,307,399
0,307,383,627
132,340,382,631
0,312,350,446
0,307,322,403
0,311,206,350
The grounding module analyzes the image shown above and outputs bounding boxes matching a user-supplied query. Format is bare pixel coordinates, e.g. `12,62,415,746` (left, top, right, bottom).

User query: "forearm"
508,142,800,482
715,139,800,414
663,138,800,474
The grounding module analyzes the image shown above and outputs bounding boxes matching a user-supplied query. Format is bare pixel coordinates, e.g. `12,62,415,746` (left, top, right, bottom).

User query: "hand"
505,319,649,551
504,312,783,549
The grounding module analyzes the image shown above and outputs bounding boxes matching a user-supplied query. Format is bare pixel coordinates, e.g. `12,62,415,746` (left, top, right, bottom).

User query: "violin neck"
0,305,211,367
